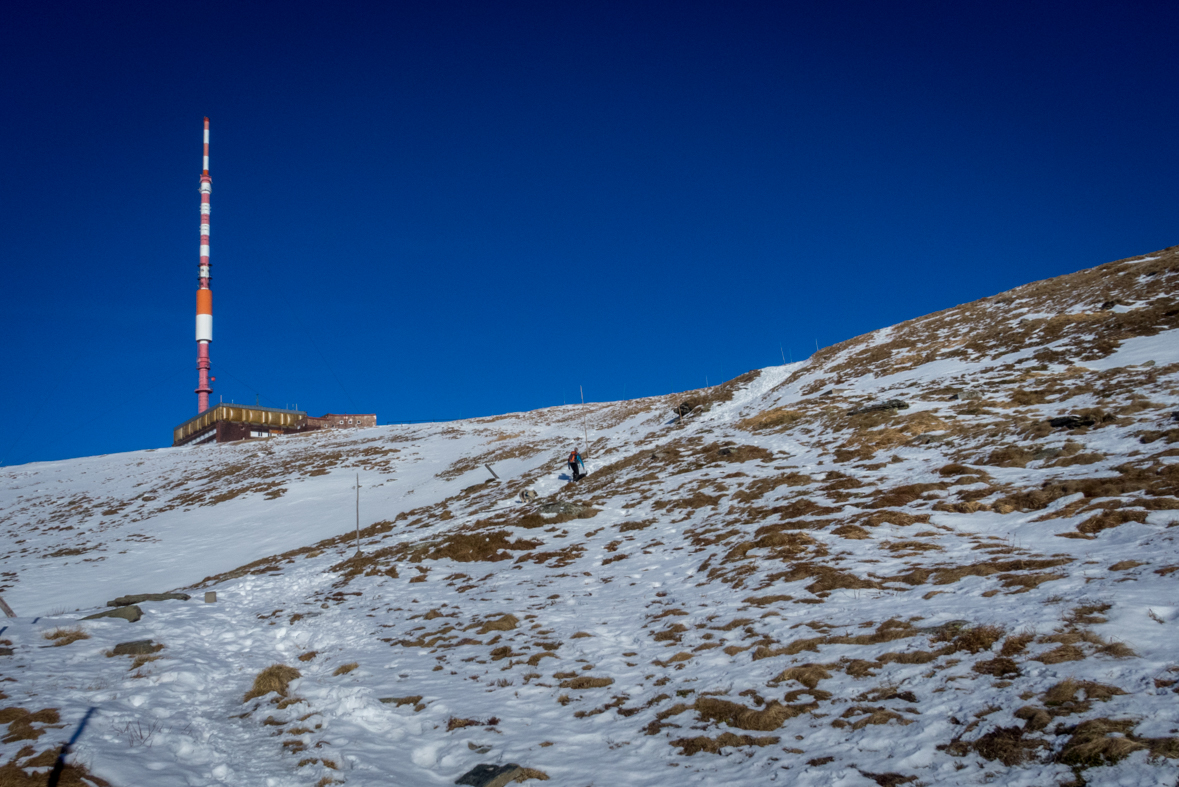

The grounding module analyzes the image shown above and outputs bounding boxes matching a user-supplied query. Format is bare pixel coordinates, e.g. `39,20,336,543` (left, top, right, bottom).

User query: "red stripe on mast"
195,117,213,413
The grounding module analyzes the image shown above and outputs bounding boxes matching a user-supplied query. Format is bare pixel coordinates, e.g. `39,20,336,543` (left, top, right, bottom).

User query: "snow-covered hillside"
2,246,1178,787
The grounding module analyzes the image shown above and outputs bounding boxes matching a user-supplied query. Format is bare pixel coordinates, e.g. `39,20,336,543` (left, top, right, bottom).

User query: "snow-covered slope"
2,246,1178,787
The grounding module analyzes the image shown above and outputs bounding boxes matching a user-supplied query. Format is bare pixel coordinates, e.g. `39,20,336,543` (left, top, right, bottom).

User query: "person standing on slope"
568,447,586,482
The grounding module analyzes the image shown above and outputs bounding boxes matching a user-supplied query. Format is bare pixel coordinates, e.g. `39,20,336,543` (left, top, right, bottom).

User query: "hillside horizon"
1,244,1177,786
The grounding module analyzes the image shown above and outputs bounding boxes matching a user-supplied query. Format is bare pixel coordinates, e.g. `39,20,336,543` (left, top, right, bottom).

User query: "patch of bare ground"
515,544,585,568
558,676,613,689
671,731,780,755
769,664,831,689
0,744,112,786
736,408,803,432
1032,628,1136,663
993,462,1179,527
890,556,1071,588
831,706,914,731
425,530,544,563
828,411,951,462
942,724,1046,766
756,619,920,660
865,482,947,509
0,708,62,744
693,697,810,731
510,505,600,529
477,614,519,633
445,716,500,731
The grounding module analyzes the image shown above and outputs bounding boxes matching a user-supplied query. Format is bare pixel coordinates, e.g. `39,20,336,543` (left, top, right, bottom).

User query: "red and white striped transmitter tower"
195,117,214,413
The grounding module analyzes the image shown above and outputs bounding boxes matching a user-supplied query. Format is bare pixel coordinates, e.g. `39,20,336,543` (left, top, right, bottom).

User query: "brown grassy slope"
781,244,1179,390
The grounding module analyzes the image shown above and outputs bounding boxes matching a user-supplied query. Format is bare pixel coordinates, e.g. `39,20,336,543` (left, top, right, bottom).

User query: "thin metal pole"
580,385,588,453
354,473,361,556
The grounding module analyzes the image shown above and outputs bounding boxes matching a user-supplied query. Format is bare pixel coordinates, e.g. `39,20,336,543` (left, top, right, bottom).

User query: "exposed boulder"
112,639,158,656
107,593,190,607
849,399,910,416
83,605,142,623
456,763,547,787
1048,415,1097,429
540,502,584,516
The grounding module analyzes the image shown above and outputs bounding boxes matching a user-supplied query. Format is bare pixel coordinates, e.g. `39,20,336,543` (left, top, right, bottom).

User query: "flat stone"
1048,415,1096,429
112,639,156,656
0,647,13,657
540,502,584,516
456,764,522,787
917,619,970,636
519,490,538,503
82,605,142,623
107,593,190,607
849,399,910,416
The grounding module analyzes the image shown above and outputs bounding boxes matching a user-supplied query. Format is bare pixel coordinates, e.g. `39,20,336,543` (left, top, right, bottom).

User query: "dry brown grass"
446,716,488,731
736,408,803,432
832,706,913,731
0,744,112,786
427,531,543,562
558,676,614,689
1043,679,1127,713
42,626,89,647
743,594,793,606
0,709,61,745
332,662,358,676
769,664,831,689
1109,560,1145,571
832,524,871,539
671,731,780,755
999,632,1035,656
945,724,1045,766
693,697,807,731
1057,718,1145,766
243,665,301,703
478,614,519,634
972,656,1020,677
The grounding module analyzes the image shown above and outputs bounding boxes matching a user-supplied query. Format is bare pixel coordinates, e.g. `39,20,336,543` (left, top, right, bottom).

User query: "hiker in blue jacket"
567,448,586,482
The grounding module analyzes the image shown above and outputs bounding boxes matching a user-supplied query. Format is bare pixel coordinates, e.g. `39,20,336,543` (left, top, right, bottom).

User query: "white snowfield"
2,246,1179,787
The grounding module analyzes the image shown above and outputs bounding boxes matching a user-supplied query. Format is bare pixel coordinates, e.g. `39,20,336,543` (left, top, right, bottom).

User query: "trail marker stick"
580,385,588,453
0,596,15,618
354,474,362,556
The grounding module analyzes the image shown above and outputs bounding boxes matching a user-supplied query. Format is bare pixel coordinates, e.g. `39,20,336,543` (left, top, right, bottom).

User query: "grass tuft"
42,627,89,647
243,665,301,703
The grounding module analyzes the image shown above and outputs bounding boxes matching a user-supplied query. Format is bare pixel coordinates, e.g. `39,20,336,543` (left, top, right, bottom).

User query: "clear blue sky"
3,1,1176,466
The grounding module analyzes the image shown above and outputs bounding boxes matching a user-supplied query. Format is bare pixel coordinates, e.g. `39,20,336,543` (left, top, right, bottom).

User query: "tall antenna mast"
195,117,214,413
